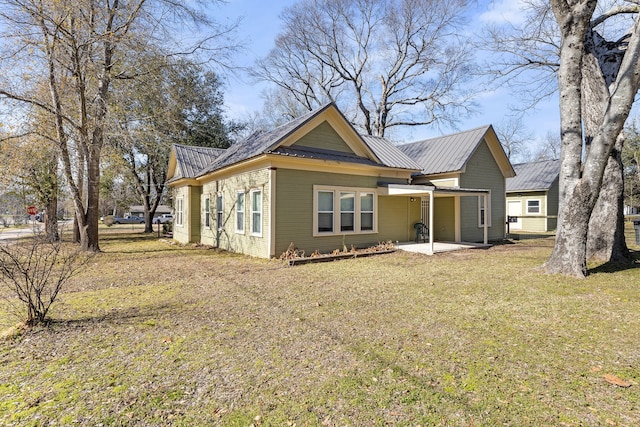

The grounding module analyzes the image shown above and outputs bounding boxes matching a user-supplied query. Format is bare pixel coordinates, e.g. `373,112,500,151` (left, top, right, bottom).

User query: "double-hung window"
175,197,184,226
478,192,492,227
527,199,541,214
314,186,377,236
317,191,334,233
340,192,355,232
204,197,211,228
250,189,262,236
216,194,223,230
236,192,245,233
360,193,374,231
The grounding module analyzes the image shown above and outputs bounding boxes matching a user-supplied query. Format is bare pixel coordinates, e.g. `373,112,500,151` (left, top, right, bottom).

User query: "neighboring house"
396,126,516,243
166,103,515,258
506,159,561,232
129,205,173,218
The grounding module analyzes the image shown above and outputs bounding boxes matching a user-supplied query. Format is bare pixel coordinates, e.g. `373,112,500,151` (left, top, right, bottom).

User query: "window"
236,192,245,233
314,186,377,235
204,197,210,228
216,194,223,230
317,191,334,233
340,192,355,232
360,193,374,231
527,199,541,214
175,197,184,226
478,193,492,227
250,189,262,236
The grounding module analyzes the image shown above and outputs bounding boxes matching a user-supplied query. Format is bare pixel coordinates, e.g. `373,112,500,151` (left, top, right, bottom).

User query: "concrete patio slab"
397,241,491,255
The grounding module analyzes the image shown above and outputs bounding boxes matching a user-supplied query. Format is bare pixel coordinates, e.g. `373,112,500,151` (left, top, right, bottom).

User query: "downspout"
269,168,277,258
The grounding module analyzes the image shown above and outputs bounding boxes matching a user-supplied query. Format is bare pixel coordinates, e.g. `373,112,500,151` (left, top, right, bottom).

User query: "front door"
508,200,522,230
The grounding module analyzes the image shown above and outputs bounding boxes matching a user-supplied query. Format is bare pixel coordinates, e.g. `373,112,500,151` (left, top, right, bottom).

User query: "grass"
0,228,639,426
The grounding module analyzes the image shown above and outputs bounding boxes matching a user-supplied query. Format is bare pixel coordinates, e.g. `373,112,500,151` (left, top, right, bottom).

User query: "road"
0,223,44,241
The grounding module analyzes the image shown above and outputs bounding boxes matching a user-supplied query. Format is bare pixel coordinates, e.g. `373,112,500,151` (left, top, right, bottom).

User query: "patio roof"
377,183,490,197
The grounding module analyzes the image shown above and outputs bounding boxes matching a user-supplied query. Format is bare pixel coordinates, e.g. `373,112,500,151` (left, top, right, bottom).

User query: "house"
129,205,173,218
166,103,515,258
396,126,516,243
506,159,561,232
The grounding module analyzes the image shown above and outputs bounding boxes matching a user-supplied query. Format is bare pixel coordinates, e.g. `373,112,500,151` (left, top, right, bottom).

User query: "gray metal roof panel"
197,105,332,176
506,159,561,191
397,125,492,175
172,144,226,179
268,146,379,166
360,135,423,170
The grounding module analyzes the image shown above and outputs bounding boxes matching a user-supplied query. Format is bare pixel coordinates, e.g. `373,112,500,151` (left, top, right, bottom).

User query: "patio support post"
429,190,434,254
483,193,488,244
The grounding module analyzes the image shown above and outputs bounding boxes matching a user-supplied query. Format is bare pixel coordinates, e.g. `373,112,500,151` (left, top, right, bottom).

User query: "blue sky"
216,0,561,148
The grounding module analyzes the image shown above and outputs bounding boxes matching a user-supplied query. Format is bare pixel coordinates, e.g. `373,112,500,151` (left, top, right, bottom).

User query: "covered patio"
378,183,492,255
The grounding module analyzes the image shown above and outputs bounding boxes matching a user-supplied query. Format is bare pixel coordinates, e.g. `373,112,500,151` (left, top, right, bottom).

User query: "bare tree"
0,237,92,326
0,0,238,251
545,0,640,277
253,0,476,137
482,0,638,276
495,116,534,162
532,130,562,161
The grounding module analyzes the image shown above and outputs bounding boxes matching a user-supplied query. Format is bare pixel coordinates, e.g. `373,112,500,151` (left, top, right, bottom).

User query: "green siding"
172,186,201,244
546,178,559,230
291,121,354,153
201,169,271,258
434,198,455,241
274,168,413,256
459,140,507,241
506,191,553,232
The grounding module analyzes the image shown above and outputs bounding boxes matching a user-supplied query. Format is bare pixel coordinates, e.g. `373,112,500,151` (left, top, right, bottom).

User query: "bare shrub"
0,237,93,326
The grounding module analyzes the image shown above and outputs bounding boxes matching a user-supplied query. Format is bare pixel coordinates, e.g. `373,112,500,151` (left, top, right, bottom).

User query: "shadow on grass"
50,301,184,328
588,249,640,274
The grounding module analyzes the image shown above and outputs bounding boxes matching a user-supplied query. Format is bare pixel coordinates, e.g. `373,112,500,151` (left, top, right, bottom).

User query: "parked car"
154,214,174,224
113,215,145,224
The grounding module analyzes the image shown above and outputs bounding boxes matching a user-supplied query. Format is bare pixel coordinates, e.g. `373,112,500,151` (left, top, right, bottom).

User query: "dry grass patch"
1,230,639,426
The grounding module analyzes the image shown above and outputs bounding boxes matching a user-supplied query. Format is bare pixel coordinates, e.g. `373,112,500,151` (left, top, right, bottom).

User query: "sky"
215,0,561,151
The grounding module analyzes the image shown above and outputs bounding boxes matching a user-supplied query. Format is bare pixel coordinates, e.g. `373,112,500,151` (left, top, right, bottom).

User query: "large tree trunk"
587,136,631,262
545,0,596,277
582,30,631,263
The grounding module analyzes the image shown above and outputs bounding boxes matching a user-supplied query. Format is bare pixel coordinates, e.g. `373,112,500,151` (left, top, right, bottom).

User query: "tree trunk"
44,189,59,243
587,136,631,262
545,0,596,277
582,30,631,263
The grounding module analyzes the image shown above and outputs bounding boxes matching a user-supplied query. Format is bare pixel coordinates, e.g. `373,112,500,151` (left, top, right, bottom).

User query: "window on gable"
527,199,541,214
236,192,245,233
314,186,377,236
250,189,262,236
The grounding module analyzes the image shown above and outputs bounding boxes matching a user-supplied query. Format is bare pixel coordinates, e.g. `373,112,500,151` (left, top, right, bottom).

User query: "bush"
0,237,92,326
102,215,115,227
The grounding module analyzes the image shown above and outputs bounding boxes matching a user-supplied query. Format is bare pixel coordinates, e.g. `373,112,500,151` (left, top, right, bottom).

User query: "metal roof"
171,144,226,180
397,125,493,175
197,105,331,176
506,159,561,192
360,135,423,170
267,146,379,166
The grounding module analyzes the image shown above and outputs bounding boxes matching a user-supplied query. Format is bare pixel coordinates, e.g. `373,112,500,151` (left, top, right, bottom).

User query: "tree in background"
623,122,640,213
0,0,238,251
494,117,534,163
254,0,475,137
109,58,244,232
482,0,638,276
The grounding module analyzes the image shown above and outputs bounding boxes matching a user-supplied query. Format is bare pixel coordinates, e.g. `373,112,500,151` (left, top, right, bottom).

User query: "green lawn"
0,230,639,426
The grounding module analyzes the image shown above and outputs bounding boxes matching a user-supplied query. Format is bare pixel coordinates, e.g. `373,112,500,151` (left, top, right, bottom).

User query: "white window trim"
250,189,262,237
176,197,184,227
527,199,541,215
313,185,378,237
478,191,492,227
236,191,245,234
